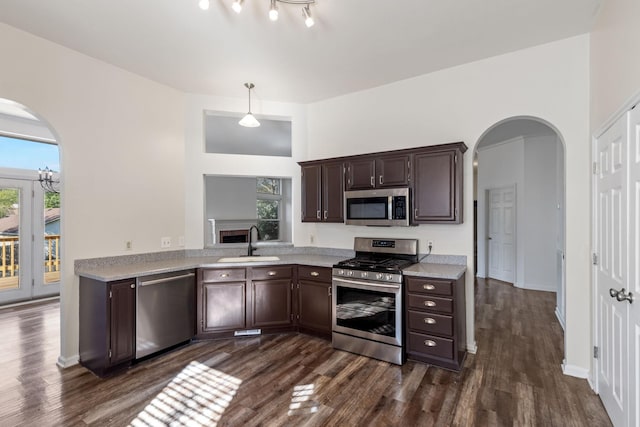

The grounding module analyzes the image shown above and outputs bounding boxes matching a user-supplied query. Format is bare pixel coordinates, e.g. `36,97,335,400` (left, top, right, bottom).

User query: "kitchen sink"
217,256,280,263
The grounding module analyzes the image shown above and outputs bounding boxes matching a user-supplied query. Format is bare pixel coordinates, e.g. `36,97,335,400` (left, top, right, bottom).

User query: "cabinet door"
376,154,410,188
322,161,344,222
298,279,331,335
413,150,460,223
251,279,292,327
202,282,246,332
109,280,135,366
346,158,376,190
301,164,322,222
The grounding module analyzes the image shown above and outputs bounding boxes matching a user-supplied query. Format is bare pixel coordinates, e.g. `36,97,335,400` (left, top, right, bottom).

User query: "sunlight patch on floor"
129,361,242,426
287,383,318,416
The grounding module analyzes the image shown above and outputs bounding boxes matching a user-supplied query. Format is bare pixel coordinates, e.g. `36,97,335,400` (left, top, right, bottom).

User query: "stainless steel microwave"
344,188,410,226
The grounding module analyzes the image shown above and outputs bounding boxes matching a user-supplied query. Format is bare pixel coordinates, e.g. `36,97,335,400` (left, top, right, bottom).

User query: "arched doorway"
473,116,566,327
0,98,61,305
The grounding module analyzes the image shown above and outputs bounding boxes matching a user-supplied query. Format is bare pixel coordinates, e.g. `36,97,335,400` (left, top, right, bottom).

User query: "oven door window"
335,286,396,337
346,197,389,220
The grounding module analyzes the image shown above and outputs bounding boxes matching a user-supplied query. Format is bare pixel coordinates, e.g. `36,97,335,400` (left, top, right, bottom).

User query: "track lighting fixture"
199,0,317,27
239,83,260,128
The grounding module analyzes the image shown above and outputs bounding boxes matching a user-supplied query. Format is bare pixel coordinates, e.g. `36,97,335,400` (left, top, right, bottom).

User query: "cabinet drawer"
405,277,452,296
252,266,293,280
407,310,453,336
407,332,454,360
202,268,245,282
298,265,331,283
407,294,453,314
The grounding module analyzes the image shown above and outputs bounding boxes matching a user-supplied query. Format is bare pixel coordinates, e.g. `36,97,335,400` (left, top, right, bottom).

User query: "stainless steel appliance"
332,237,418,364
136,270,196,359
344,188,410,226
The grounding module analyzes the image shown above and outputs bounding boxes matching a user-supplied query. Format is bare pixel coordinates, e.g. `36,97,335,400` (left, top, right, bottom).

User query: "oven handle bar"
332,276,401,289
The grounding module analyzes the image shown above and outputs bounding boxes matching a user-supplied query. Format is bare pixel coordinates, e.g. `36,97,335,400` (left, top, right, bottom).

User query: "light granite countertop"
76,250,467,282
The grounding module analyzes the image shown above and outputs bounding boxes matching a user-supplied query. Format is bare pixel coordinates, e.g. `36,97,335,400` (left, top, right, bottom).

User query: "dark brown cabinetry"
345,155,410,190
404,274,466,371
413,143,465,224
197,268,246,337
250,266,293,328
296,265,332,338
300,161,344,222
79,277,135,376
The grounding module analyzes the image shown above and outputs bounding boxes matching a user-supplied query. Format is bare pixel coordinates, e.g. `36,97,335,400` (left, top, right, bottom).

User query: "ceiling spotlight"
198,0,210,10
269,0,279,21
232,0,243,14
239,83,260,128
302,5,314,28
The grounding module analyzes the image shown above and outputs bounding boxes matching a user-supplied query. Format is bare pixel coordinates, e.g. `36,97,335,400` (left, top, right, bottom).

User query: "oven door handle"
332,276,400,290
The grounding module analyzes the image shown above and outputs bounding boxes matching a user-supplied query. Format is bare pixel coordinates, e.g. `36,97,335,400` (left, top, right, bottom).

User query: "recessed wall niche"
204,112,292,157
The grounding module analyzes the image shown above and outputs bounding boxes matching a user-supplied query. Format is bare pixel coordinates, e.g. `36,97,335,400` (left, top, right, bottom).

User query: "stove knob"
361,271,368,278
376,273,383,280
386,274,393,281
348,270,354,276
338,269,344,276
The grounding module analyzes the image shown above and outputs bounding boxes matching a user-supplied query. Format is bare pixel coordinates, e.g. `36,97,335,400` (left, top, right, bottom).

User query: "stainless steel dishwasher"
136,270,196,359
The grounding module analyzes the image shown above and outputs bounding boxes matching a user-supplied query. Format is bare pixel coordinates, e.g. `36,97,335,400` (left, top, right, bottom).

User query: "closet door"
595,113,628,427
628,106,640,427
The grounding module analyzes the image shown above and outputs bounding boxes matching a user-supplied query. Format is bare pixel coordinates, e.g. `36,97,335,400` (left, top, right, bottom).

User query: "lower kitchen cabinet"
404,274,466,371
297,265,332,338
79,277,136,377
250,266,293,328
197,268,246,338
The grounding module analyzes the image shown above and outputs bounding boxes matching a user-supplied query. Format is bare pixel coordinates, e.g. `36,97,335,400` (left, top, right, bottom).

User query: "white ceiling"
0,0,602,103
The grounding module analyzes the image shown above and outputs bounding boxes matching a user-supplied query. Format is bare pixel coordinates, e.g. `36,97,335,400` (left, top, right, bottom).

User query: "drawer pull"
220,273,229,278
423,284,436,290
424,300,436,307
310,271,320,277
424,317,436,324
268,271,277,276
424,340,437,347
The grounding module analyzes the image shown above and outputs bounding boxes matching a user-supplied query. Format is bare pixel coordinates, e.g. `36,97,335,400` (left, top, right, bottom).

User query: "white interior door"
627,105,640,427
487,186,515,283
595,113,628,427
0,178,33,304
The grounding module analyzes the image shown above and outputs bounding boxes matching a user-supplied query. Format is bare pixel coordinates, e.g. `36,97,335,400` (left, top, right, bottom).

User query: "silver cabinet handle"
268,271,277,276
310,271,319,277
424,300,436,307
424,317,436,324
423,284,435,290
316,210,321,219
370,176,374,187
130,284,135,289
328,287,332,296
220,273,229,278
424,340,437,347
379,175,383,185
323,210,328,220
414,208,418,219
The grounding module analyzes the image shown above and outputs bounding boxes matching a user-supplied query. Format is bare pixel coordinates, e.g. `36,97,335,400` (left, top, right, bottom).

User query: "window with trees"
256,177,281,241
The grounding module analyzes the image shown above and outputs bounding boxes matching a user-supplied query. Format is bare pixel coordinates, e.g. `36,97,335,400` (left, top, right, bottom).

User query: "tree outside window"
257,178,281,241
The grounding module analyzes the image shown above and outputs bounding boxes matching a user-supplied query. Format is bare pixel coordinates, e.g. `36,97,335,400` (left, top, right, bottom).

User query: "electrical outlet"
178,236,185,247
161,237,172,248
428,240,434,249
310,234,315,244
125,241,132,250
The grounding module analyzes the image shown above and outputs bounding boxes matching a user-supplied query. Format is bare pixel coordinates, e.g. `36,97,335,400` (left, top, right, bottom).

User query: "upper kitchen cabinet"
412,142,466,224
300,160,344,223
345,154,410,190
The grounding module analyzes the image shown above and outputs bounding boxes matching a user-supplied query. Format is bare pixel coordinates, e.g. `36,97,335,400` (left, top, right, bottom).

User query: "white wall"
307,35,591,370
590,0,640,131
184,94,307,250
0,24,186,364
477,138,525,285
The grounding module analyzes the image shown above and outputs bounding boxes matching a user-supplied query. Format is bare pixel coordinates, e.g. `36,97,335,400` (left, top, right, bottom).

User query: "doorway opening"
0,98,61,306
473,116,566,328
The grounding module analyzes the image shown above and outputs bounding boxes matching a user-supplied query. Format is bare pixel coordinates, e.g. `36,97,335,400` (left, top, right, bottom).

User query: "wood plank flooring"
0,278,611,426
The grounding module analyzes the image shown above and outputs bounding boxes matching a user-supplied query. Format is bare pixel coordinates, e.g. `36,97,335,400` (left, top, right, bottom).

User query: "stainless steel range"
332,237,418,365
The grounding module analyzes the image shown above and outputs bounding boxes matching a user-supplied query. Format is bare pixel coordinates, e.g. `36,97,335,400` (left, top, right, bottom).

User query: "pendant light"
239,83,260,128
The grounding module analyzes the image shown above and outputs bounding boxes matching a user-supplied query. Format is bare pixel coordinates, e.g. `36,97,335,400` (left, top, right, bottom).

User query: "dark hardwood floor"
0,279,611,426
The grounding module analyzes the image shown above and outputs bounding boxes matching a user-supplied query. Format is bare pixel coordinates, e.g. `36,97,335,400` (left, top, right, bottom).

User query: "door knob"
616,288,634,304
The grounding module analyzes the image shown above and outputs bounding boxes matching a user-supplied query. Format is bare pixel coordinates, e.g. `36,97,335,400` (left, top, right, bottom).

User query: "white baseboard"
57,354,79,368
515,282,556,293
588,375,596,392
467,341,477,354
562,361,589,379
555,306,566,330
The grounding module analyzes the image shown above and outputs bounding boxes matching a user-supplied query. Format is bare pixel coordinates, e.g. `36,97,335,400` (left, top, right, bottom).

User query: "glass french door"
0,177,58,305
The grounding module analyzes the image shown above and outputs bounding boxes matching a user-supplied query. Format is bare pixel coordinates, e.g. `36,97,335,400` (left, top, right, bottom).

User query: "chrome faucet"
248,225,260,256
